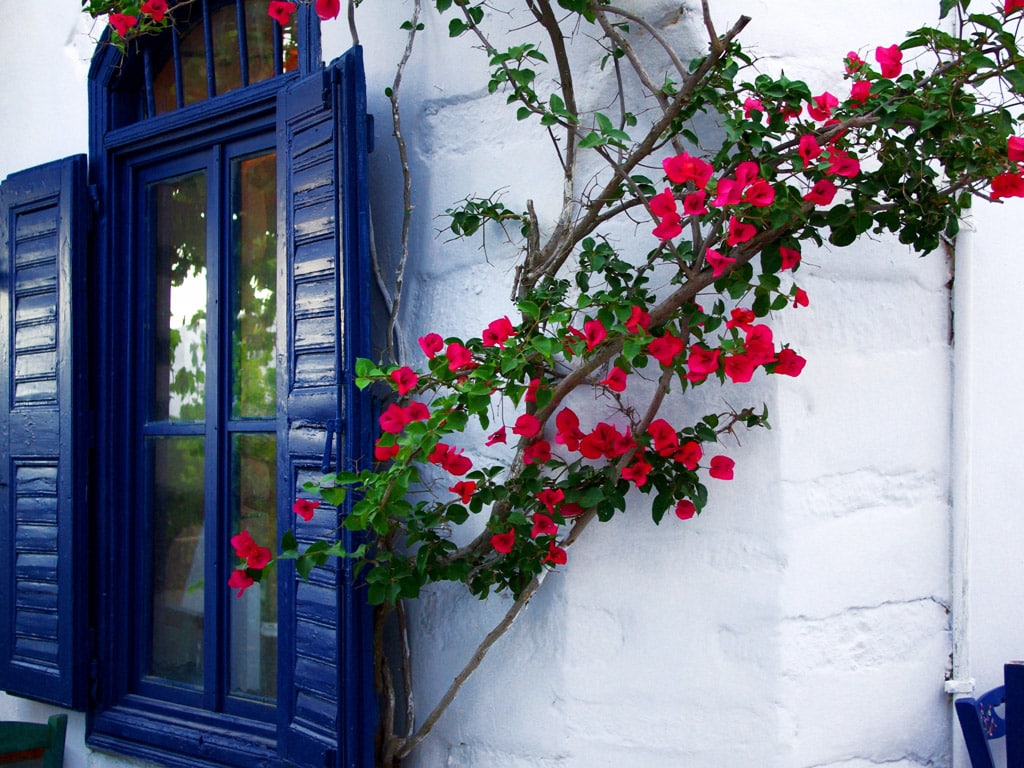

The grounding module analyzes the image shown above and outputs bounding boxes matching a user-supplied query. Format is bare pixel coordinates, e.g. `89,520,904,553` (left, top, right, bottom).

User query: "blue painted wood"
1007,662,1024,768
277,47,375,768
956,685,1005,768
0,155,89,710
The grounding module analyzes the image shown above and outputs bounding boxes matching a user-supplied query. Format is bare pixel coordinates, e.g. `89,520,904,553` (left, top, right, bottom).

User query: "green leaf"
578,132,605,148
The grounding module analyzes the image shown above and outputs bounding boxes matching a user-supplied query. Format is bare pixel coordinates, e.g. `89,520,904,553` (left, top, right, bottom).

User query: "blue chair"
0,713,67,767
956,685,1006,768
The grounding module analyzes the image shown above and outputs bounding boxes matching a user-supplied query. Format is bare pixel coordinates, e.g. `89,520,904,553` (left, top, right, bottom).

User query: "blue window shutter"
277,47,375,768
0,155,89,710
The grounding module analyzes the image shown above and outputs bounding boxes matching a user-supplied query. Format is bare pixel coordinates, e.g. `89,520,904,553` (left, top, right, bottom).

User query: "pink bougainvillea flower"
482,316,516,348
267,0,297,24
406,401,430,422
379,403,410,434
622,457,653,487
560,502,584,518
849,80,872,106
803,178,838,206
827,150,860,179
663,152,713,188
705,247,737,278
675,441,703,470
513,413,542,438
600,366,628,392
625,305,651,334
389,366,419,395
537,488,566,514
724,354,757,384
523,440,552,465
531,513,558,539
845,51,865,74
445,342,474,372
742,178,775,208
711,177,743,207
735,161,760,187
647,332,686,367
1007,0,1024,13
141,0,168,22
875,44,903,79
807,91,839,121
779,247,802,270
774,348,807,377
433,444,473,475
231,530,257,559
793,287,810,308
674,499,697,520
781,104,803,121
686,345,721,379
991,171,1024,199
683,190,709,216
315,0,341,20
555,407,585,451
485,426,507,446
726,217,757,246
293,498,321,522
491,530,516,554
709,455,735,480
583,319,607,351
744,325,776,365
229,569,255,597
653,211,683,241
246,545,273,570
374,440,400,461
727,307,756,330
543,540,568,565
580,422,628,460
650,188,678,218
743,97,765,118
449,480,476,505
109,13,138,37
1009,136,1024,162
418,333,444,358
648,419,679,457
799,134,823,166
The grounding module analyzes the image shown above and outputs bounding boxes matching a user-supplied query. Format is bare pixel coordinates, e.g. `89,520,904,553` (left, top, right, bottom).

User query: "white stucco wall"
3,1,1021,767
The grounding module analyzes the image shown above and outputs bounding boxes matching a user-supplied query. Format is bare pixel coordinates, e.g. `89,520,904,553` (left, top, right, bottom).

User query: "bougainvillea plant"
83,0,1024,762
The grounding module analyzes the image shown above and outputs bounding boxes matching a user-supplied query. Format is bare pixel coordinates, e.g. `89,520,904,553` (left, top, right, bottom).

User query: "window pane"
230,433,277,700
149,436,206,687
150,172,207,422
231,152,277,419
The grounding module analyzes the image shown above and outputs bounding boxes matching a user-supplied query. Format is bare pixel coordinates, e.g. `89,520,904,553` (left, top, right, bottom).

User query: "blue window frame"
0,3,377,766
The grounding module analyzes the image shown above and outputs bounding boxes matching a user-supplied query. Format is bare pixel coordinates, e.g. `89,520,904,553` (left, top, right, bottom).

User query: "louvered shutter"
0,154,89,710
277,47,375,768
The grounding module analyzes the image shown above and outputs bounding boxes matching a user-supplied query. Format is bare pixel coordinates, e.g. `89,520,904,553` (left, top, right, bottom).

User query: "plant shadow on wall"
86,0,1024,764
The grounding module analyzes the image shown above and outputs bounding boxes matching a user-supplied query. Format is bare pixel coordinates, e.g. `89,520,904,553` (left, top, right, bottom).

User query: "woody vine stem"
87,0,1024,765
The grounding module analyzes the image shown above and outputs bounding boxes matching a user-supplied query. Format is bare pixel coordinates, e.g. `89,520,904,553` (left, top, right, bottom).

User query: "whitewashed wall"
4,1,1023,766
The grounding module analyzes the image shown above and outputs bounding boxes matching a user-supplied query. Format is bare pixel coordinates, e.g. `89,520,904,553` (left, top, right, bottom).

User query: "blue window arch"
0,3,377,766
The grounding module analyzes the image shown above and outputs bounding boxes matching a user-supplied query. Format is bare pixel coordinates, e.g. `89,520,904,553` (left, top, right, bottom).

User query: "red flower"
650,188,678,218
375,440,400,462
1009,137,1024,162
555,408,585,452
683,190,709,216
674,500,696,520
580,422,632,460
827,150,860,178
525,377,541,403
491,530,516,554
686,345,721,378
743,325,777,366
849,80,872,106
625,306,651,334
875,44,903,79
735,162,760,187
1007,0,1024,13
807,91,838,121
705,248,737,278
793,287,809,308
542,540,568,565
293,498,321,521
379,403,410,434
584,319,607,351
445,342,474,371
389,366,418,395
531,513,558,539
600,366,628,392
803,179,838,206
724,354,757,384
774,348,807,377
482,316,515,348
560,502,584,518
653,211,683,241
675,441,702,470
647,332,685,367
231,530,257,559
429,443,473,475
727,307,756,330
743,97,765,118
418,333,444,358
229,569,255,597
449,480,476,504
742,178,775,208
648,419,679,457
799,134,822,166
709,455,735,480
246,545,273,570
779,247,802,270
711,177,743,207
663,152,713,188
621,457,653,487
727,217,757,246
845,51,865,74
315,0,341,20
267,0,297,25
406,401,430,422
486,426,507,446
141,0,168,22
523,440,552,465
513,413,541,438
109,13,137,37
991,171,1024,199
537,488,566,514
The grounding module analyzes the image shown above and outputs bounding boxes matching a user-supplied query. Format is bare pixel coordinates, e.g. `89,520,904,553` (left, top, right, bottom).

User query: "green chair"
0,714,67,767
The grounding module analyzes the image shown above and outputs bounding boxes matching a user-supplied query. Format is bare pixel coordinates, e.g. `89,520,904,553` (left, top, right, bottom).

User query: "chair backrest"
956,685,1007,768
0,714,67,768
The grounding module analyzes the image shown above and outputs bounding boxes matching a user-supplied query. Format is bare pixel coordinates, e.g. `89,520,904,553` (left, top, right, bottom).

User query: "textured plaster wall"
2,0,1010,766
